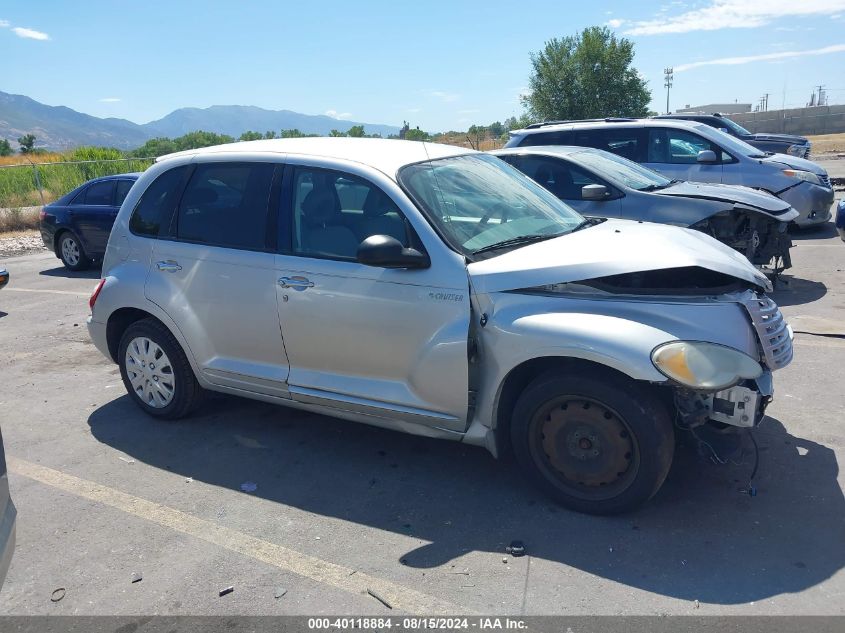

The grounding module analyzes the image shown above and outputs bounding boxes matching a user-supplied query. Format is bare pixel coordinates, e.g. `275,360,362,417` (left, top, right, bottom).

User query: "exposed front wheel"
118,319,204,419
510,371,674,515
58,232,91,271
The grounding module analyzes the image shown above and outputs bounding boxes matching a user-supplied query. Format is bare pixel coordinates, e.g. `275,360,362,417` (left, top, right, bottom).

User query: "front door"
69,179,116,255
144,161,290,398
274,164,471,432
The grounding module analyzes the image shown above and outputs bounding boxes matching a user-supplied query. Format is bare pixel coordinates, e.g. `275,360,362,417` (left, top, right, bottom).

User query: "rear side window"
130,166,189,237
570,128,645,162
84,180,115,205
176,162,274,251
518,131,571,146
115,179,135,206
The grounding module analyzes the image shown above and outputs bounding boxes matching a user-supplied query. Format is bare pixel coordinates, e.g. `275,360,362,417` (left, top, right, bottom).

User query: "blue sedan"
40,173,139,270
837,198,845,242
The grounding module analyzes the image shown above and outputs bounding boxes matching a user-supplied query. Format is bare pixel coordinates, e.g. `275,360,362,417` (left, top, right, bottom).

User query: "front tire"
58,231,91,271
510,370,674,515
118,318,204,419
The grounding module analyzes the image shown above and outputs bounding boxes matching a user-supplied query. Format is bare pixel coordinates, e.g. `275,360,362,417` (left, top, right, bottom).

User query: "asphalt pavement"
0,217,843,615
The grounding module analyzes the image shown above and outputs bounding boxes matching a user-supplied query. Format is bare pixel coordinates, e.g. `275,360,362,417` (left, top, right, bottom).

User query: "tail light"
89,279,106,311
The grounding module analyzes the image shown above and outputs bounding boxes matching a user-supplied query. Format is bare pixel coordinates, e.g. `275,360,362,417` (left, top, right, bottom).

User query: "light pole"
664,67,673,114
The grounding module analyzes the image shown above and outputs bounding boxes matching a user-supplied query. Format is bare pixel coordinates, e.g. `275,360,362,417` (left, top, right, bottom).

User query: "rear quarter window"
129,166,190,237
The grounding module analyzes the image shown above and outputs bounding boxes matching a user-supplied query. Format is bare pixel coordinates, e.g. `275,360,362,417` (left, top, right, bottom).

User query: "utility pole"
762,93,769,111
664,67,673,114
815,85,825,107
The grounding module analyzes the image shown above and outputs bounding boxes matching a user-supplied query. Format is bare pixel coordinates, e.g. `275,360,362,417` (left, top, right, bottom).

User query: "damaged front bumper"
675,371,774,430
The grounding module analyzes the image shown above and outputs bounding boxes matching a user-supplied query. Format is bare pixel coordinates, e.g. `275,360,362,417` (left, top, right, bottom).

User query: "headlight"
786,144,807,157
783,169,822,186
651,341,762,390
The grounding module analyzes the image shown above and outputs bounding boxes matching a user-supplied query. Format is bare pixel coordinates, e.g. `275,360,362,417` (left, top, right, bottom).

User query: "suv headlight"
783,169,822,186
651,341,762,390
786,144,807,157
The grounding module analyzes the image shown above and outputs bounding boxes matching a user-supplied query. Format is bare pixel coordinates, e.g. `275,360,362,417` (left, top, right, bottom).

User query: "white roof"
156,137,475,179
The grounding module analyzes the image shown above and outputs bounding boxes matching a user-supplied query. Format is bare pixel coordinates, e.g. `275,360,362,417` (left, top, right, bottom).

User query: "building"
675,103,752,115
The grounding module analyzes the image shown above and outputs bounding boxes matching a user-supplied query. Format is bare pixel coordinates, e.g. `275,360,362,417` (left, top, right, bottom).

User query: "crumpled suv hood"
467,219,771,294
655,181,792,215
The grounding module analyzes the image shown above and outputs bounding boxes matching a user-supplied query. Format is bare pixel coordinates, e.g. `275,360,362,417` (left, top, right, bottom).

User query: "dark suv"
655,113,811,159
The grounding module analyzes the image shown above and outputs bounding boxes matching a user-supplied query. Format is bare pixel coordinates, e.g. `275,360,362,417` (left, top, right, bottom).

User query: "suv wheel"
58,232,91,271
118,319,204,419
511,371,674,515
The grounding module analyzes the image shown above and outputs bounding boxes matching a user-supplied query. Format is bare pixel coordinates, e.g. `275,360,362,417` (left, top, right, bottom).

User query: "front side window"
507,155,605,200
399,154,583,257
647,128,723,164
573,149,672,191
129,166,189,237
84,180,115,205
176,162,274,250
290,167,411,260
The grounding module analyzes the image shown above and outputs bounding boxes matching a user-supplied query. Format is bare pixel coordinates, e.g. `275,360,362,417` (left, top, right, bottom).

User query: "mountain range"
0,90,400,150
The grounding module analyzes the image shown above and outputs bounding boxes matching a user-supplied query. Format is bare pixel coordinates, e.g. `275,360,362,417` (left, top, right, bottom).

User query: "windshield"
719,117,752,137
398,153,583,256
572,149,672,191
693,123,764,158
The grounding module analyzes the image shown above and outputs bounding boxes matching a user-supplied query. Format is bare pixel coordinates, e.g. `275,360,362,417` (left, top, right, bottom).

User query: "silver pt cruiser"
87,138,793,514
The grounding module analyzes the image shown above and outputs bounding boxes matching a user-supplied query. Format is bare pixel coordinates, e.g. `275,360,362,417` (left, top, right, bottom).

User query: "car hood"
752,133,808,144
761,153,827,176
467,219,771,294
655,181,792,214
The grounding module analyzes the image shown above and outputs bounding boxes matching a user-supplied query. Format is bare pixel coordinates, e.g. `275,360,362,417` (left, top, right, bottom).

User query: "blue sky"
1,0,844,132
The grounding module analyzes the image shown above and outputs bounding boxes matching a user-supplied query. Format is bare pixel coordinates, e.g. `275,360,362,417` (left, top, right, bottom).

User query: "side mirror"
581,184,609,200
697,149,718,164
357,235,430,269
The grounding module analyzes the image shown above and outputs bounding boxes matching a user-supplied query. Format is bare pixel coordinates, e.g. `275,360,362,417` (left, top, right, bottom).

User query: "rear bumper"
836,200,845,242
780,183,835,226
0,269,8,290
87,316,112,361
0,486,16,589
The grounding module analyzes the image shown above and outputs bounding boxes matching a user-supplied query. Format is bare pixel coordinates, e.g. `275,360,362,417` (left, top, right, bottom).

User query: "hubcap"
125,337,175,408
61,237,80,266
531,397,638,500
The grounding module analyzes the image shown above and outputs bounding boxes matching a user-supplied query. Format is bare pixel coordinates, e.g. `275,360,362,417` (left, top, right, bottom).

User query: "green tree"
238,131,263,141
0,139,12,156
521,26,651,121
280,128,306,138
404,128,430,142
346,125,365,137
18,134,36,154
264,130,277,139
329,129,346,137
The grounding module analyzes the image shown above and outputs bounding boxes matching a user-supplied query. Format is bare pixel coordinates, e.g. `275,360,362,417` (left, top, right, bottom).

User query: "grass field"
808,133,845,155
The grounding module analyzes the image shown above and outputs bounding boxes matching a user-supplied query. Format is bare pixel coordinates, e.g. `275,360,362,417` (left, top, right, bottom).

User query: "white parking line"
8,456,467,615
4,287,88,296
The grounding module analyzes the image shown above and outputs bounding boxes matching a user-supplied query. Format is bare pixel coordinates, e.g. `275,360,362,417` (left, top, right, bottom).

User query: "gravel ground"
0,231,48,259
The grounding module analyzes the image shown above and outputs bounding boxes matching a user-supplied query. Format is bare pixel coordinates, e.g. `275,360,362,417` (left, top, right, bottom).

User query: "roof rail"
524,117,637,129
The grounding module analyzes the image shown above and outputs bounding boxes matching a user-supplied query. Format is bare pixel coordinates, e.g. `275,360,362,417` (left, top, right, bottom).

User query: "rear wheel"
118,319,204,419
58,231,90,271
510,371,674,515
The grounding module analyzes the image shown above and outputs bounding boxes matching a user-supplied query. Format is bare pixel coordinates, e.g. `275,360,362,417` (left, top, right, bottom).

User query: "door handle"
278,276,314,290
156,260,182,273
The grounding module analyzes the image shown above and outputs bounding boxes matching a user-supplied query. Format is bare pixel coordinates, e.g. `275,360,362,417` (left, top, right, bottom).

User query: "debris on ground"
219,586,234,597
240,481,258,493
694,599,700,609
502,557,508,564
131,573,143,583
274,587,287,599
118,457,135,464
0,231,46,258
506,541,526,557
366,588,392,609
185,477,193,483
50,588,66,602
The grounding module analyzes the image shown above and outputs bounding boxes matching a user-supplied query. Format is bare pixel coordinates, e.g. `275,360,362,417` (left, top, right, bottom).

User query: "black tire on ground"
118,318,204,420
510,370,674,515
57,231,91,271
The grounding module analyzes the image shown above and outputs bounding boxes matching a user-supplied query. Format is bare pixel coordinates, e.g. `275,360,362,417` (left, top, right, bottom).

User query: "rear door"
273,162,471,432
69,179,116,254
642,127,725,183
144,160,291,398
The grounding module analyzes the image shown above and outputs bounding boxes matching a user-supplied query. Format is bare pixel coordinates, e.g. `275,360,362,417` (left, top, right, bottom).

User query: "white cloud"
99,97,121,103
675,43,845,72
406,107,422,114
607,18,625,28
12,26,49,40
426,90,460,103
0,19,10,28
325,109,352,119
623,0,845,36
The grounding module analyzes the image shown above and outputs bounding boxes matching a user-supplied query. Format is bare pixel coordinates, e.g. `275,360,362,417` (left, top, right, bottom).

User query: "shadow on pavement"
789,222,838,241
88,395,844,606
39,266,101,280
771,275,827,307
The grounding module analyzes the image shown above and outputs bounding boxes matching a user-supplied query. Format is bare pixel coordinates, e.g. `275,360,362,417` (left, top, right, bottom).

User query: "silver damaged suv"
88,138,793,514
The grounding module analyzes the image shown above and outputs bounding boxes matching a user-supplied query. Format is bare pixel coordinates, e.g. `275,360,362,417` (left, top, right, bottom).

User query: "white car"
87,138,792,514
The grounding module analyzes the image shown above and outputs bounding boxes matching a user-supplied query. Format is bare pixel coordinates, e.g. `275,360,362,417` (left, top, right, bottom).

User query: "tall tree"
18,134,36,154
0,139,12,156
521,27,651,122
346,125,365,137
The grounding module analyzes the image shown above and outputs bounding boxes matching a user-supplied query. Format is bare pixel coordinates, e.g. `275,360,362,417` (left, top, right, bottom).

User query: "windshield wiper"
570,216,606,233
472,233,559,255
639,181,675,192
